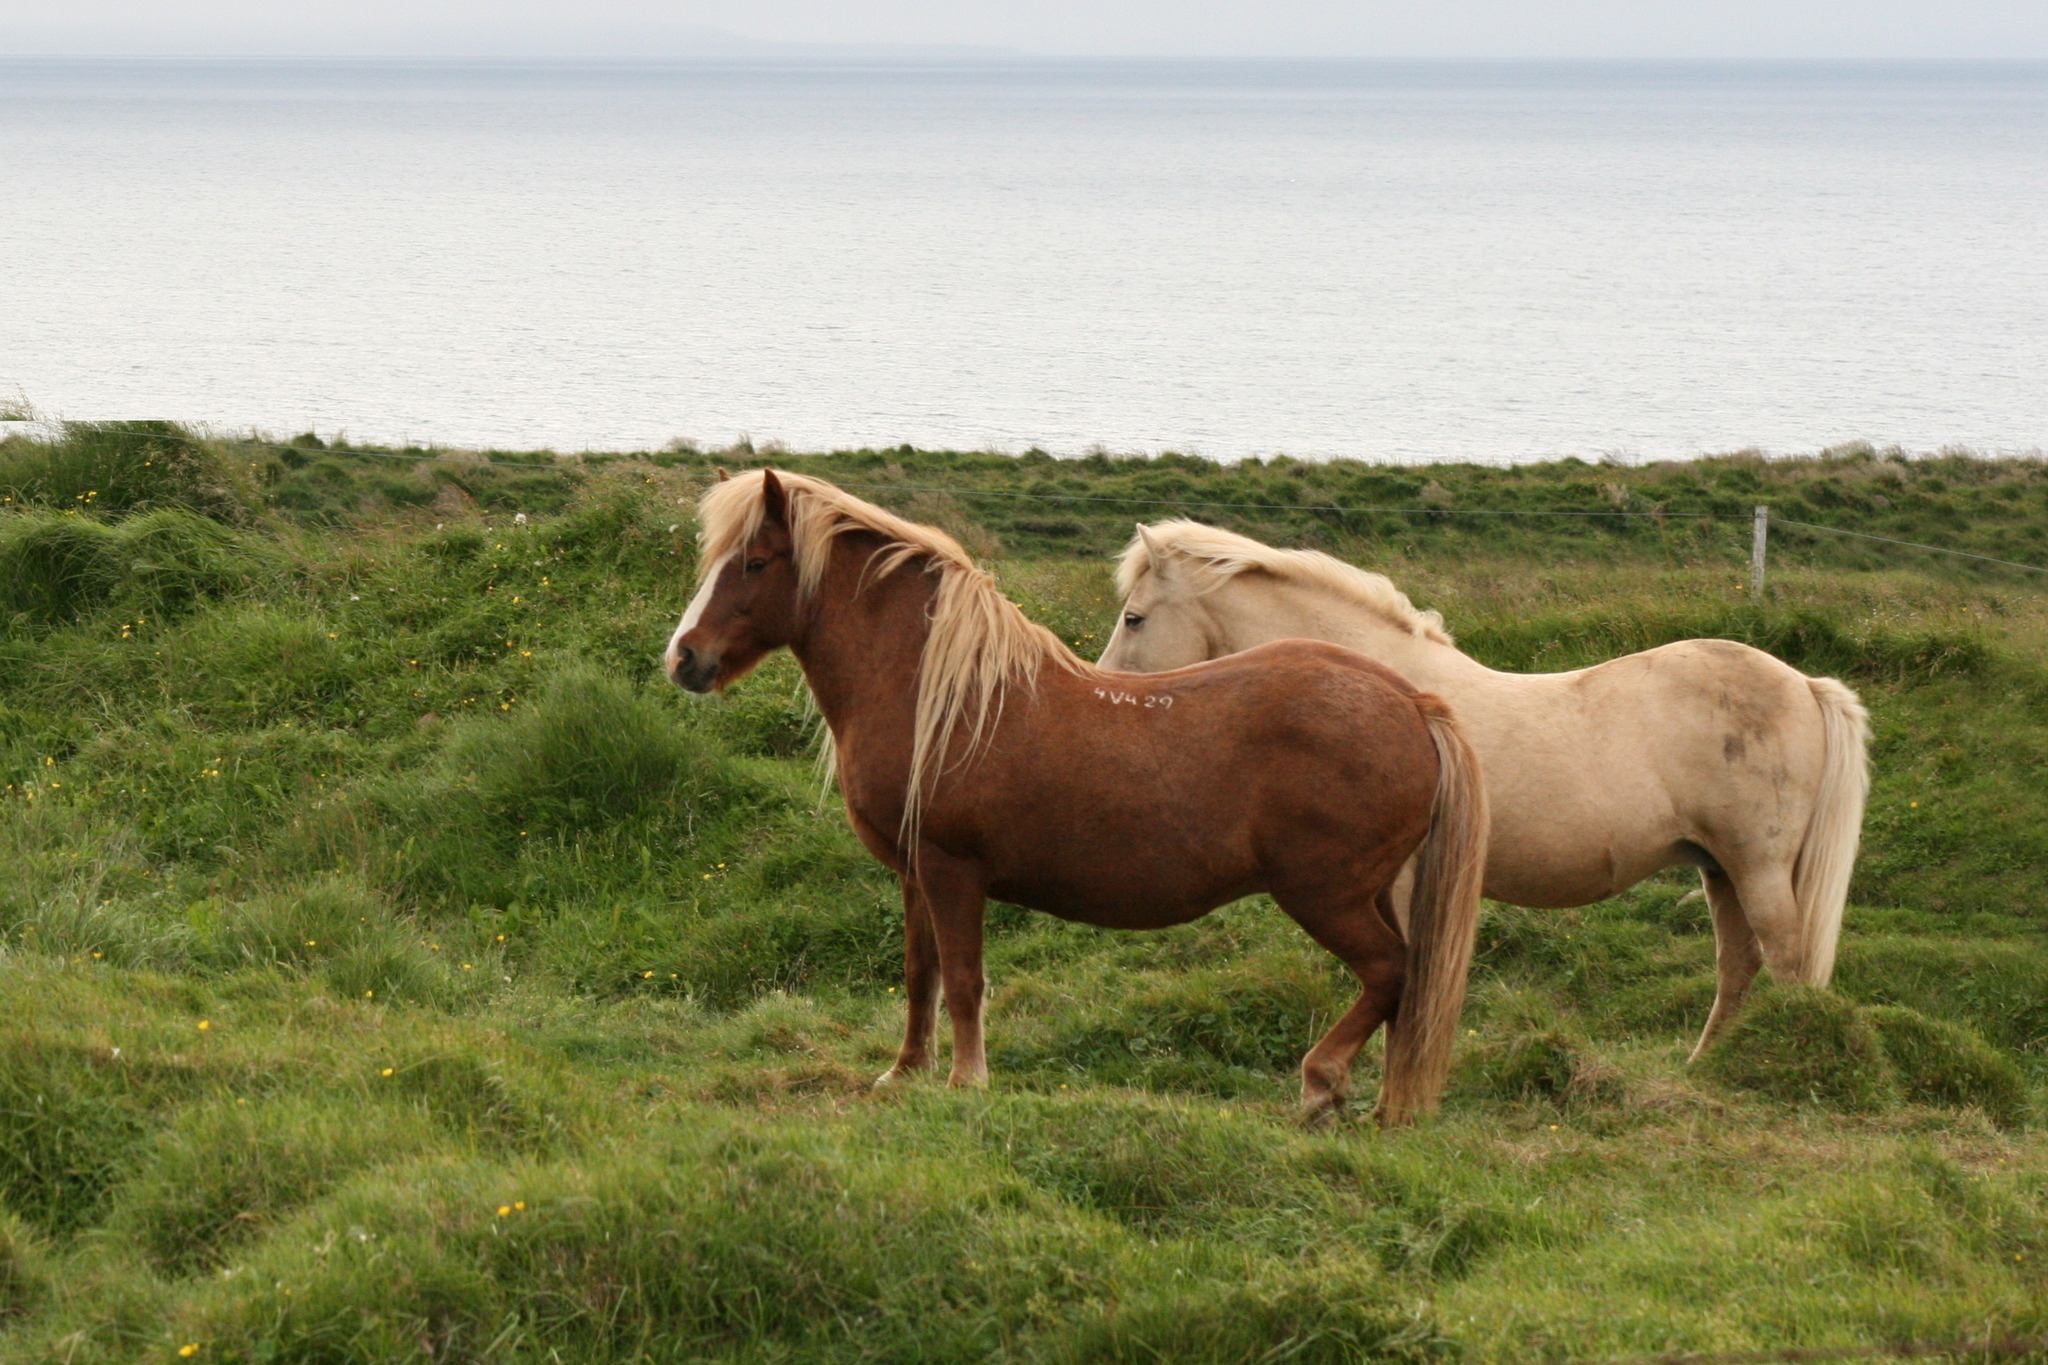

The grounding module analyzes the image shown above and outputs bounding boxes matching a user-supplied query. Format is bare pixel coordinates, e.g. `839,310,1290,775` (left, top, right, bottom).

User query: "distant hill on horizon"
0,21,1022,62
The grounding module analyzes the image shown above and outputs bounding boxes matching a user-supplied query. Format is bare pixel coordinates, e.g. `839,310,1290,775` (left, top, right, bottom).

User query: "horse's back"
1559,637,1835,850
1069,636,1439,790
1576,638,1824,749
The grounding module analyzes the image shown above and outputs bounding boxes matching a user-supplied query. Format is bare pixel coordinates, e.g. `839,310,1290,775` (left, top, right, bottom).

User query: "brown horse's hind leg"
911,848,991,1088
1281,888,1407,1123
875,874,944,1089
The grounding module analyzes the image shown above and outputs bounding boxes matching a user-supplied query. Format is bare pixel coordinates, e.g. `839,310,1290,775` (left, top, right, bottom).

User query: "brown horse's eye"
745,558,767,575
1123,613,1145,630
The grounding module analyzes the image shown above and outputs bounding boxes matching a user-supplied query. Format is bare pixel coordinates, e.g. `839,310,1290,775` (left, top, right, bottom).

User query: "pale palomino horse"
1098,521,1871,1057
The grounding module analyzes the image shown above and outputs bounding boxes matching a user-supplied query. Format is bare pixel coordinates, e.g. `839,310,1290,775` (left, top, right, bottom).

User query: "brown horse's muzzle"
667,642,719,693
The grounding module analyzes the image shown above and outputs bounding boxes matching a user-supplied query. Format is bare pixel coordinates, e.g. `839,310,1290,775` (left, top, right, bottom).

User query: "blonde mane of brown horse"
1118,519,1454,646
698,470,1096,841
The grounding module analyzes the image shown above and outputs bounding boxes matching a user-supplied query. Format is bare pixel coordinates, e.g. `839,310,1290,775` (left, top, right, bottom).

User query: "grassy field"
1,422,2046,1364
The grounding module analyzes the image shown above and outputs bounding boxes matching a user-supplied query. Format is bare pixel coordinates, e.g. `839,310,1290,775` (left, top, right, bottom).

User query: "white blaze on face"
664,556,727,675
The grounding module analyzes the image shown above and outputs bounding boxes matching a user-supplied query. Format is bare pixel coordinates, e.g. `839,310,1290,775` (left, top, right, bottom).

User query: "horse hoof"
1297,1093,1345,1127
872,1068,911,1091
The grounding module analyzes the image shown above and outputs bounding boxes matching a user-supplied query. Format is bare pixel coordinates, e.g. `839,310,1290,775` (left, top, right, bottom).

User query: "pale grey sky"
4,0,2046,60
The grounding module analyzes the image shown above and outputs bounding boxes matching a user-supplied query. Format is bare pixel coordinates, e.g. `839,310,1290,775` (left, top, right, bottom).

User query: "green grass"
0,425,2045,1361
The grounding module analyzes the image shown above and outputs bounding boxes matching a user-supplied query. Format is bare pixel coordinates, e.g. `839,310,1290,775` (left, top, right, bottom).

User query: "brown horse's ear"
759,468,788,524
715,467,731,482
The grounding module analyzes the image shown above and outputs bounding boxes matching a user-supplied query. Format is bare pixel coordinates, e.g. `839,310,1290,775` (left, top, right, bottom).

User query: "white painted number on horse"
1094,687,1174,709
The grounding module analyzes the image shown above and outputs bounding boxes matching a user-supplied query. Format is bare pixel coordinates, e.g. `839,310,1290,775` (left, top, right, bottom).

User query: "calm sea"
2,59,2044,461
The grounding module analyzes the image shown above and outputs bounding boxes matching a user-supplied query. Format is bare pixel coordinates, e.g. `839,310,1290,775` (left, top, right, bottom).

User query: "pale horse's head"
1097,524,1223,674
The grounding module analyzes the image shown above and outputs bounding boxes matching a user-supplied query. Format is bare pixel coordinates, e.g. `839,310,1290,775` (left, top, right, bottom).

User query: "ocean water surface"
2,59,2044,460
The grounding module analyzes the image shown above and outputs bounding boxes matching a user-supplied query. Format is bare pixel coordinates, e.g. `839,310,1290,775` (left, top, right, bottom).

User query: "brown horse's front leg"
914,848,990,1088
875,874,943,1089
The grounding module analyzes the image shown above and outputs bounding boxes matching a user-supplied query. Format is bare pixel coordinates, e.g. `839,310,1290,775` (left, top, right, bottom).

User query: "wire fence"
6,423,2046,580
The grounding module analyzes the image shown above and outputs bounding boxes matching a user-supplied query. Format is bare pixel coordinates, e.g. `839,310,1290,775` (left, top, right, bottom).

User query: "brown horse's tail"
1792,676,1870,987
1378,694,1490,1125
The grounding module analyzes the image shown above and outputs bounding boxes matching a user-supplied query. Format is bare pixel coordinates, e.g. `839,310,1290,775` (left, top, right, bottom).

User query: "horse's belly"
985,869,1250,931
1478,854,1614,909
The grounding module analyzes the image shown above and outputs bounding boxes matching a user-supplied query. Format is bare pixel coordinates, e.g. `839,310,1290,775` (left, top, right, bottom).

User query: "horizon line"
8,52,2048,65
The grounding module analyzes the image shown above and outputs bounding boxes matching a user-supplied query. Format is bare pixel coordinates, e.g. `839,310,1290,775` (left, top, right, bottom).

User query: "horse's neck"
788,544,934,774
1219,579,1489,691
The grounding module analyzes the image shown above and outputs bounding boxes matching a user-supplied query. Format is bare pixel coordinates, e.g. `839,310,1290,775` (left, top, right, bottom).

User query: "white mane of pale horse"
1118,519,1455,646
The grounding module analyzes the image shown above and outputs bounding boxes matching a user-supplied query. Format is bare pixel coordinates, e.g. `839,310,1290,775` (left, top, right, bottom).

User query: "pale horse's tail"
1792,676,1872,986
1377,694,1490,1125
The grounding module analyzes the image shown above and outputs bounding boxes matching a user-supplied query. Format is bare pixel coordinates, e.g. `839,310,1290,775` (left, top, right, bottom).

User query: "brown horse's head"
665,470,801,692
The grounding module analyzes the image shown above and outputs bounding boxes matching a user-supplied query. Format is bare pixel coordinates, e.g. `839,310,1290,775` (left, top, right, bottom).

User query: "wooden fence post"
1751,505,1769,596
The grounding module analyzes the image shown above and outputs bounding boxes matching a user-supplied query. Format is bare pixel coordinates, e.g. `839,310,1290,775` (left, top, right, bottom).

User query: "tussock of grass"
1697,985,1900,1112
105,1095,447,1273
443,665,751,834
1866,1006,2030,1128
1696,990,2033,1127
0,421,242,521
157,1124,1439,1365
0,1028,193,1234
1836,937,2048,1060
0,507,266,628
1453,990,1622,1109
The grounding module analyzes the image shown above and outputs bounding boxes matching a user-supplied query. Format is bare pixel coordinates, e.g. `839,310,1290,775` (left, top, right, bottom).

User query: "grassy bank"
0,423,2045,1363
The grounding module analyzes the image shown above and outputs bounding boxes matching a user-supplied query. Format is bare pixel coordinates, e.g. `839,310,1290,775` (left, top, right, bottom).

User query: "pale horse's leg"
875,873,943,1088
1689,860,1803,1061
1383,860,1416,940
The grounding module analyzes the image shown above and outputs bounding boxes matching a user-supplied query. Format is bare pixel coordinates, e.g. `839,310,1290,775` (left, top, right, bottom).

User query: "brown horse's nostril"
670,644,714,692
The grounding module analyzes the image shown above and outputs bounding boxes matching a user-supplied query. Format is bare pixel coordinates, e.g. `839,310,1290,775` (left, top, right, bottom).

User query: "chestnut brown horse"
664,470,1488,1123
